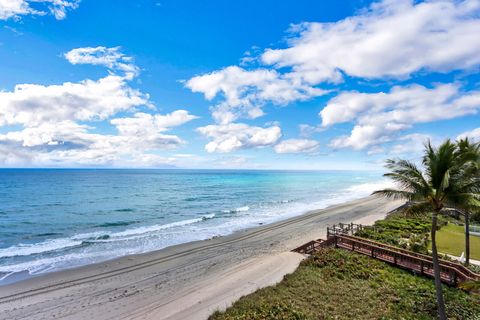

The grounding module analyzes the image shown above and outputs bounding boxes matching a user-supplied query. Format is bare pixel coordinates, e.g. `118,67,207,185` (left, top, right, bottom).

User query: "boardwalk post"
449,270,457,286
420,261,424,275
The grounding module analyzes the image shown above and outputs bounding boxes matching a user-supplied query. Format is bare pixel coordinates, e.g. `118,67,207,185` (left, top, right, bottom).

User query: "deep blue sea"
0,169,387,282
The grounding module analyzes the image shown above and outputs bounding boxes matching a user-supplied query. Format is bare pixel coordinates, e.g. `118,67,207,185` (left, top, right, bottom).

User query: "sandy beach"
0,195,402,320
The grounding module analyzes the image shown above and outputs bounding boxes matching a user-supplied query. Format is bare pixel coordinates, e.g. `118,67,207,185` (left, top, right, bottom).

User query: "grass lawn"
210,249,480,320
433,223,480,261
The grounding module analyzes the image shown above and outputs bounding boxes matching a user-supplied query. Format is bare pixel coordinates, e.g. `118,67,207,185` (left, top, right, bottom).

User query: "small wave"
114,208,134,212
0,238,83,259
105,214,216,239
81,234,110,245
0,214,217,259
95,221,136,228
223,206,250,214
34,232,62,237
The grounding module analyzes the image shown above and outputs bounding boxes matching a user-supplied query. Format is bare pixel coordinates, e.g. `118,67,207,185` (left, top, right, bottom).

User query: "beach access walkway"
293,223,480,287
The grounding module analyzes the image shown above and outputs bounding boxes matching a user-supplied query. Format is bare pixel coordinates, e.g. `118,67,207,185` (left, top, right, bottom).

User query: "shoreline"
0,195,403,320
0,180,388,286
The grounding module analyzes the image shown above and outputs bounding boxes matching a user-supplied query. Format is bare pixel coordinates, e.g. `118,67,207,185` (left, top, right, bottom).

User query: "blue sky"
0,0,479,169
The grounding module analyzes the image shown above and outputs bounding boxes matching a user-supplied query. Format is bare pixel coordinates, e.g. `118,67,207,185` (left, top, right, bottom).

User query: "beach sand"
0,195,402,320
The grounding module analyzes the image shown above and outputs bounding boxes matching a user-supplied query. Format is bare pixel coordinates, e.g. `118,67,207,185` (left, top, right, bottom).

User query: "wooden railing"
293,232,480,287
335,235,479,281
293,237,336,254
326,223,363,238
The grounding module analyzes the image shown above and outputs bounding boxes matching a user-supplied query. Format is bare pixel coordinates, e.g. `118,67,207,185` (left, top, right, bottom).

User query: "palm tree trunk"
465,212,470,266
431,211,447,320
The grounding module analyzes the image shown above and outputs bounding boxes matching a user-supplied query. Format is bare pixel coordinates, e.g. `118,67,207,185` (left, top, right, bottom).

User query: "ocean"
0,169,387,283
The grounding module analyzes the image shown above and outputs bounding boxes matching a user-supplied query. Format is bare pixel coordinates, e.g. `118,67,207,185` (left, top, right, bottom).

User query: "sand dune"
0,195,402,320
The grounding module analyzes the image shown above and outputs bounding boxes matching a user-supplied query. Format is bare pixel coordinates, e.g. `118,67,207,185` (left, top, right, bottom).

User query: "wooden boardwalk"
293,224,480,287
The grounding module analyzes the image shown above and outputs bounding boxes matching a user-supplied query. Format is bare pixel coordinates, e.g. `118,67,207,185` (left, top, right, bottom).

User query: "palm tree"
455,138,480,266
373,140,471,320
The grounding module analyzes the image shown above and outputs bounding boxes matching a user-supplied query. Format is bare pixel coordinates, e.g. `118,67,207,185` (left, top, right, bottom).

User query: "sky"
0,0,479,170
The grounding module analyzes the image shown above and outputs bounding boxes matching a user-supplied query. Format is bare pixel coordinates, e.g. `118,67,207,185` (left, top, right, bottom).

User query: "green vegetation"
355,213,433,253
373,139,480,320
433,223,480,260
210,249,480,320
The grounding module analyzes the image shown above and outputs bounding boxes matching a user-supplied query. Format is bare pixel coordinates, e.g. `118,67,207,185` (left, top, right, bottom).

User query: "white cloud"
0,47,198,167
0,110,198,167
274,139,319,154
110,110,198,149
389,133,432,155
65,47,139,78
186,66,325,124
0,75,150,127
262,0,480,83
47,0,80,20
457,127,480,141
197,123,282,153
0,47,152,128
0,0,32,20
186,0,480,127
323,84,480,150
112,110,198,135
0,0,80,20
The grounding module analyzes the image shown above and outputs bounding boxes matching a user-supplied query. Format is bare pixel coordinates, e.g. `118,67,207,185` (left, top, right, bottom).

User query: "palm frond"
403,201,432,218
372,189,416,201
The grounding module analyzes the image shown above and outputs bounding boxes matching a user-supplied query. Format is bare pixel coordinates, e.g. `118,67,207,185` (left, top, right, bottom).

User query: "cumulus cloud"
111,110,198,135
110,111,198,149
457,127,480,141
197,123,282,153
0,75,149,127
323,84,480,150
186,66,324,124
262,0,480,83
0,110,198,167
0,47,198,167
186,0,480,127
65,47,139,78
0,0,80,20
274,139,319,154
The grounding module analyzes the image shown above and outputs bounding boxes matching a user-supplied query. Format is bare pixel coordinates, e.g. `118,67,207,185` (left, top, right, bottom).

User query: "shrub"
210,249,480,320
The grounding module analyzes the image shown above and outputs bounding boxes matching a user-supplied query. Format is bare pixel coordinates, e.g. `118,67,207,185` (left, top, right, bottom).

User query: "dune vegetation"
210,248,480,320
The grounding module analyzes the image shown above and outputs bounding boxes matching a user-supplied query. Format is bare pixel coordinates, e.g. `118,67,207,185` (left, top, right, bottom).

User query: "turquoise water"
0,169,387,282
